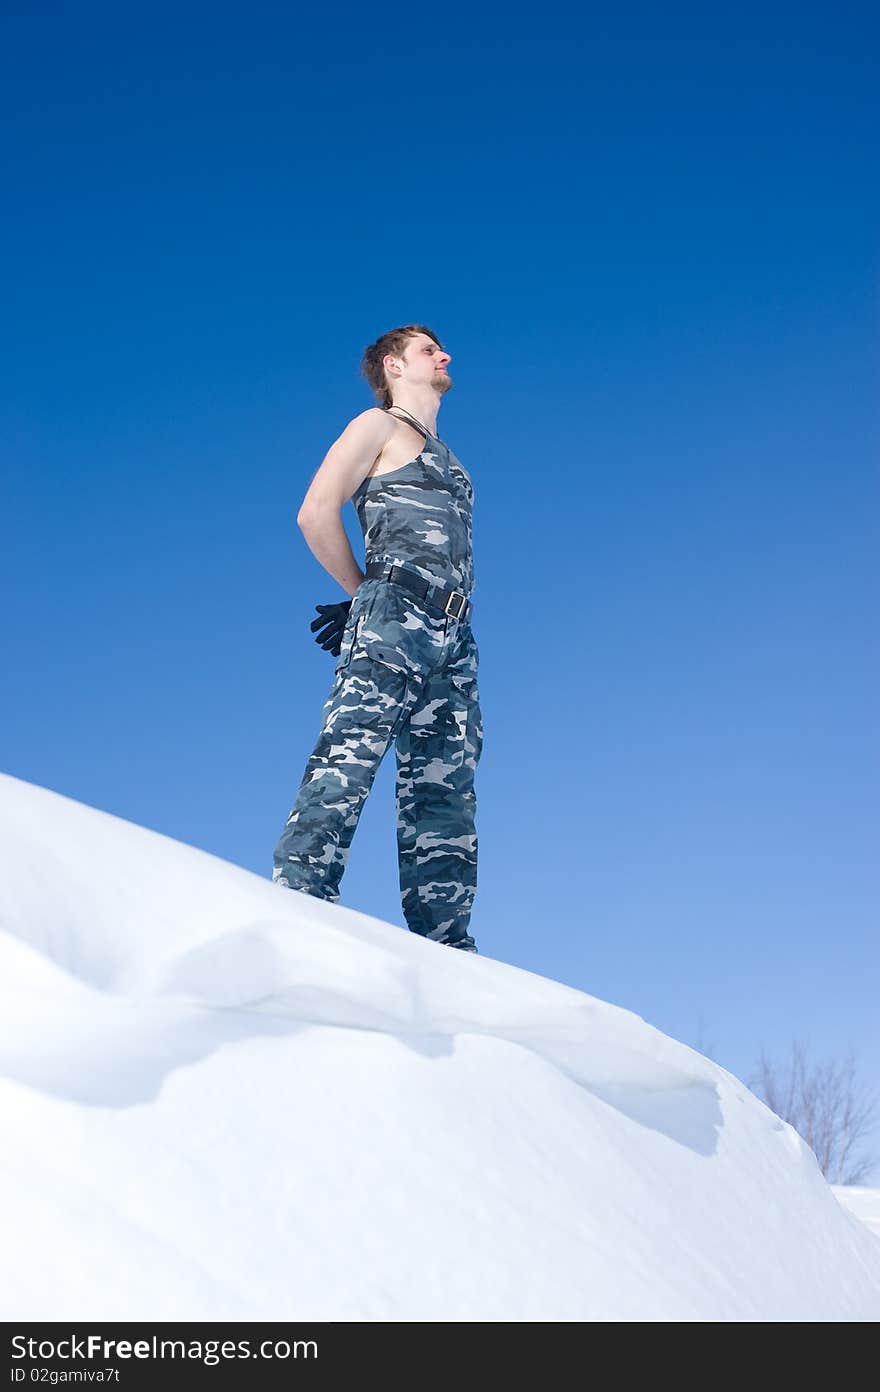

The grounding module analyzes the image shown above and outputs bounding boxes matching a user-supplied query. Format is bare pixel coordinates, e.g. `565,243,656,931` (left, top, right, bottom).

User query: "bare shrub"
749,1041,878,1185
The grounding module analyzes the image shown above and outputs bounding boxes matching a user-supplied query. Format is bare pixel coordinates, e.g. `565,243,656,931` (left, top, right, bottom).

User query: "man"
272,324,483,953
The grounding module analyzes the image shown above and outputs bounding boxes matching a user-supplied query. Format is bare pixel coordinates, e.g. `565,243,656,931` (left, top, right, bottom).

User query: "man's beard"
435,371,453,396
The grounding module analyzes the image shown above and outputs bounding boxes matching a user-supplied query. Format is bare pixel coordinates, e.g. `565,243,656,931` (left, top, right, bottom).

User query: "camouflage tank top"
352,407,475,595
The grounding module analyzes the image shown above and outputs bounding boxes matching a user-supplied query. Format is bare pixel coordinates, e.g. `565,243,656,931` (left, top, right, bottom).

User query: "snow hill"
834,1188,880,1240
1,772,878,1321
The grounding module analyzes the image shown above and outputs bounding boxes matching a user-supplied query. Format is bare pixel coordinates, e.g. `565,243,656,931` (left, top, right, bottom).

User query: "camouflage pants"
273,576,483,949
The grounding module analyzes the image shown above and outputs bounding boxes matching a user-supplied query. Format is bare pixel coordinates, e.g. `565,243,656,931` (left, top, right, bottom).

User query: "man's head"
360,325,452,408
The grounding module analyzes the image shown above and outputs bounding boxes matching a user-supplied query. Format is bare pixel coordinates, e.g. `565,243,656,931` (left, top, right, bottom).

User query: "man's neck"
389,389,441,435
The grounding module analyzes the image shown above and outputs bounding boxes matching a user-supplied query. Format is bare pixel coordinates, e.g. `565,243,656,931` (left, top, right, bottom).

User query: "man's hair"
360,325,444,409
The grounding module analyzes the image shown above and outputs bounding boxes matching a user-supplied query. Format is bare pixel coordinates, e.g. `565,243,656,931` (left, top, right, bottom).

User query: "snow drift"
1,771,878,1321
834,1187,880,1241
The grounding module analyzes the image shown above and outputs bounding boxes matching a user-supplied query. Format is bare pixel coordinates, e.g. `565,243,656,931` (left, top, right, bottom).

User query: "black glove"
311,600,352,657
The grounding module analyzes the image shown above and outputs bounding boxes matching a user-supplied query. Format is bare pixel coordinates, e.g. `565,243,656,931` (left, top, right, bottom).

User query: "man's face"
393,334,453,395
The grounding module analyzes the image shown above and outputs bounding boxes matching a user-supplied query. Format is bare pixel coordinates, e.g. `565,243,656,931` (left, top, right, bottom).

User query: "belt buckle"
444,590,466,619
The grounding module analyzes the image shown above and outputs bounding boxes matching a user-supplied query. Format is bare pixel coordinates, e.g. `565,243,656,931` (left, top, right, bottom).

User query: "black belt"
364,560,471,622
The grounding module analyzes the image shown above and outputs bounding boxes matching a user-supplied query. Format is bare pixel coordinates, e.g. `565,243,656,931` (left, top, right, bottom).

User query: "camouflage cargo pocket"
335,582,380,674
448,670,483,772
348,582,442,678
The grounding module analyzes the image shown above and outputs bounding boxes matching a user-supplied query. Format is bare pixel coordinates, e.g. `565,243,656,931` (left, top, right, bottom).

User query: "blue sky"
3,2,877,1142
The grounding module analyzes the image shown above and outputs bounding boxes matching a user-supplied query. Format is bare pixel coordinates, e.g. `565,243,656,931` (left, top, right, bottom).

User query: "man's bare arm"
297,409,394,598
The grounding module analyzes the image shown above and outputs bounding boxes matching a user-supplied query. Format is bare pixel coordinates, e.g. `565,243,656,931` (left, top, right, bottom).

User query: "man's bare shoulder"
299,408,395,515
341,406,395,446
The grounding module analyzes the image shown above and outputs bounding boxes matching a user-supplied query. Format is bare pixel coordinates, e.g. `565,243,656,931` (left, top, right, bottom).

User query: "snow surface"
834,1187,880,1240
1,771,879,1321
